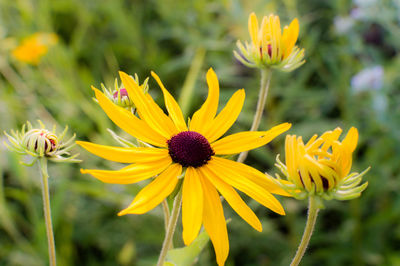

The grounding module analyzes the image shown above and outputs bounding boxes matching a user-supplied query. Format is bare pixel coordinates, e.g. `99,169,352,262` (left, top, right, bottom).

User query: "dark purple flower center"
167,131,214,168
113,88,129,99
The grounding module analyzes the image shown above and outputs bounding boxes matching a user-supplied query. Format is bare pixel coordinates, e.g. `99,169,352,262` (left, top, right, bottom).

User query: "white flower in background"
351,0,380,21
351,65,384,93
334,16,355,35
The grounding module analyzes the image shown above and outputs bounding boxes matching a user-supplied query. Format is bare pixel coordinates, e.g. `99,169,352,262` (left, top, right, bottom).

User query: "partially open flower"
100,74,149,111
271,127,369,206
3,121,80,165
234,12,305,72
12,32,58,65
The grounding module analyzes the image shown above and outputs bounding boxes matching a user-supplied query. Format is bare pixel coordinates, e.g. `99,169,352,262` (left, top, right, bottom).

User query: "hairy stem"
38,158,57,266
156,191,182,266
290,196,319,266
237,69,272,163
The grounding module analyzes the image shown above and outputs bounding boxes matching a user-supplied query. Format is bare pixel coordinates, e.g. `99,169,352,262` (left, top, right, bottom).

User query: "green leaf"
165,231,210,266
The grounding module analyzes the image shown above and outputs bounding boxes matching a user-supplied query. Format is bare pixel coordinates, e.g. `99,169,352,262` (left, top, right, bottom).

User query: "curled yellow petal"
190,68,220,134
151,71,188,132
118,163,181,215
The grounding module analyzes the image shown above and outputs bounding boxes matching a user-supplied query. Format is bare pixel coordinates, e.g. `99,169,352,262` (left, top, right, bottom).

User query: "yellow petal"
211,123,291,155
151,71,188,132
342,127,358,153
212,156,291,196
76,141,168,163
199,166,262,232
119,71,178,138
283,18,299,58
206,158,285,215
80,156,172,184
93,87,167,147
182,167,203,245
200,173,229,266
118,164,181,215
189,68,219,133
203,89,245,143
248,12,259,47
285,135,303,189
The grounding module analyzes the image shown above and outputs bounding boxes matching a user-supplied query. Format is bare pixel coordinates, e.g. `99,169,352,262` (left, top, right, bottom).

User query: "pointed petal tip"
80,168,87,174
206,67,216,76
117,210,127,216
255,223,262,232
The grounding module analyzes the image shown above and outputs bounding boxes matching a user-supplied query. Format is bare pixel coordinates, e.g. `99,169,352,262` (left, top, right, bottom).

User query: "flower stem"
156,191,182,266
161,199,171,232
290,196,319,266
237,68,272,163
38,158,57,266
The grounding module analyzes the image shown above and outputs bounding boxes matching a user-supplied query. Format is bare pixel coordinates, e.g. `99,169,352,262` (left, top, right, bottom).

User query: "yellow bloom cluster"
272,127,369,204
235,13,305,71
12,32,58,65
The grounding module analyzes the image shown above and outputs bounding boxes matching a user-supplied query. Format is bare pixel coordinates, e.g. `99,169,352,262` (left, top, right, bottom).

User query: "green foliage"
0,0,399,265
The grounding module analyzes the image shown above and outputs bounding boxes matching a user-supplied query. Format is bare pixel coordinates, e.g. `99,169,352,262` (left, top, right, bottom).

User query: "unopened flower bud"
3,121,80,165
100,74,149,111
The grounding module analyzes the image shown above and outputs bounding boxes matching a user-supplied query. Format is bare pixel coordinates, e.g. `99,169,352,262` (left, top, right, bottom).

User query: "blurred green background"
1,0,400,265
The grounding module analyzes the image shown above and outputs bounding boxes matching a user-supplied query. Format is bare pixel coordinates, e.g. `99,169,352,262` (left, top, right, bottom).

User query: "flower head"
4,121,80,165
272,127,369,206
78,68,291,265
12,33,58,65
234,12,305,72
100,74,149,111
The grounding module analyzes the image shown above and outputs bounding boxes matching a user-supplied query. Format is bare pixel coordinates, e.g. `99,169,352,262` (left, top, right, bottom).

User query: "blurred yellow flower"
234,12,305,72
78,68,291,266
12,32,58,65
272,127,369,204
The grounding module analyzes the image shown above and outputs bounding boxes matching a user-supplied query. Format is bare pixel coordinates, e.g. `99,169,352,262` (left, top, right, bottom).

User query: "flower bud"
23,128,58,156
100,74,149,111
3,121,80,165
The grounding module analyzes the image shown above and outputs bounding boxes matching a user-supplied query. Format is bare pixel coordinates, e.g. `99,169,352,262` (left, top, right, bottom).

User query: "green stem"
38,158,57,266
161,199,171,236
290,196,319,266
237,69,272,163
156,191,182,266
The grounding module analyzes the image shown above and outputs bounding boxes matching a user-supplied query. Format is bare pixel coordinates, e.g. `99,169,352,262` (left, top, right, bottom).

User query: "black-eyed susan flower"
12,33,58,65
4,121,80,165
234,12,305,72
272,127,369,205
78,68,291,266
100,74,149,111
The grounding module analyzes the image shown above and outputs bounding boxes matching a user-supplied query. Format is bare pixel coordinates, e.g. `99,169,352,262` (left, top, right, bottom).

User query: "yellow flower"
272,127,369,204
234,12,305,72
78,68,291,266
12,32,58,65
